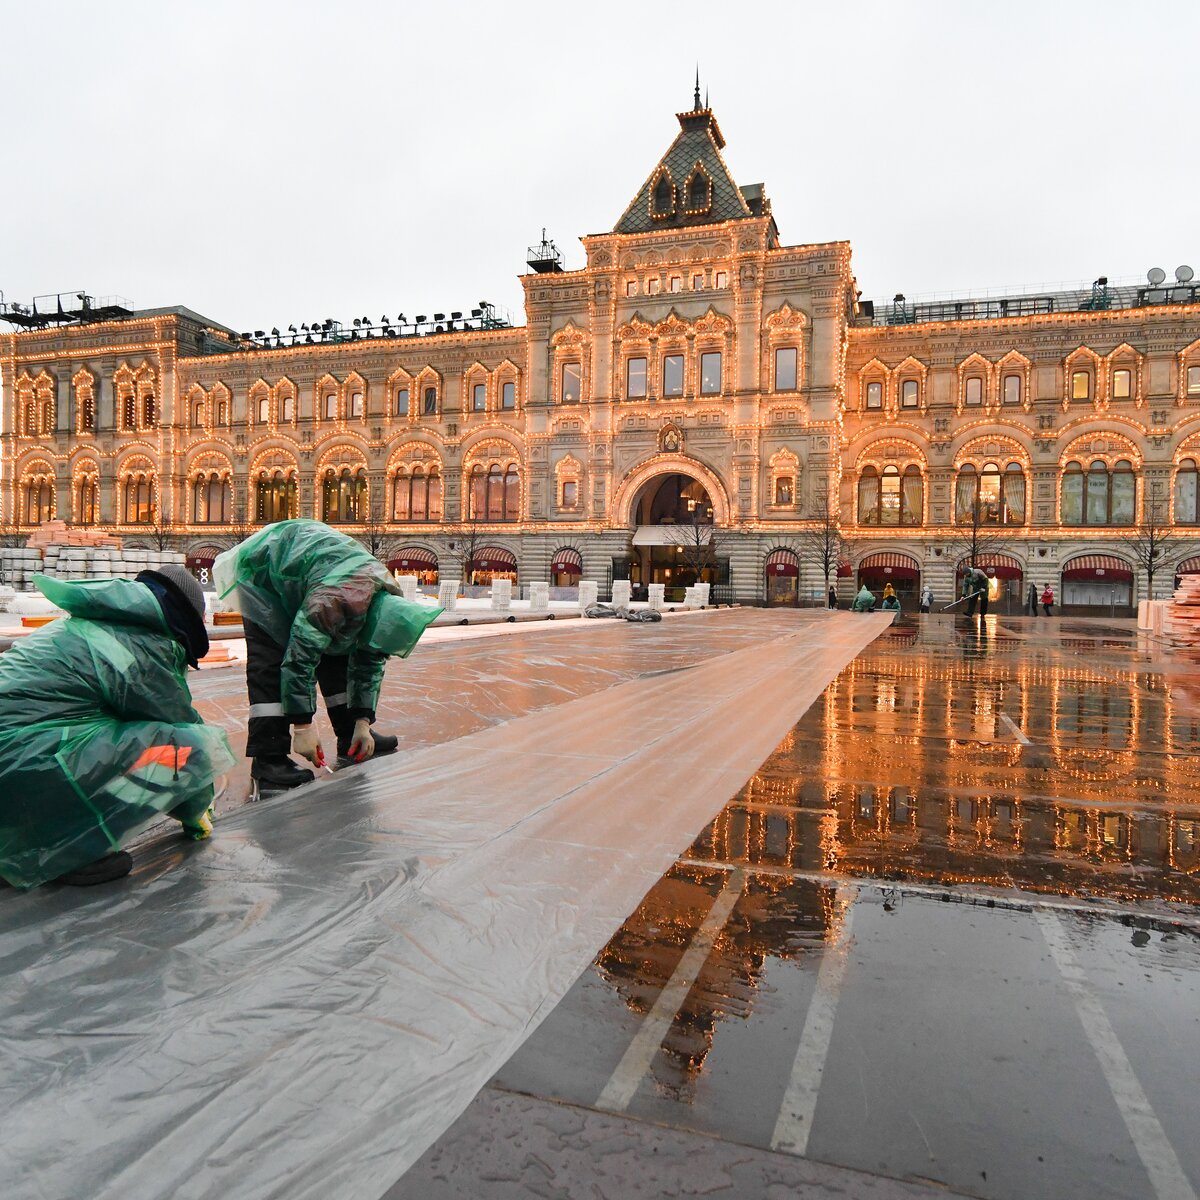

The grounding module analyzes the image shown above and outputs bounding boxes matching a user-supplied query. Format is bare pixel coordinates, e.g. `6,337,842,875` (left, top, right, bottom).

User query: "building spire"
693,66,701,111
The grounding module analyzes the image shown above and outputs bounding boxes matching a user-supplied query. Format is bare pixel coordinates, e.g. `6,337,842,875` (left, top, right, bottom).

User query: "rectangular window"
691,273,704,289
669,276,681,293
1112,368,1132,399
965,377,982,406
423,387,437,415
626,280,637,297
715,271,727,288
775,347,798,391
901,379,919,408
866,381,883,409
1003,374,1021,405
350,392,363,418
561,480,578,507
282,395,295,422
774,476,794,505
647,278,661,295
323,393,337,419
1188,365,1200,396
258,397,271,423
626,356,647,398
472,383,486,412
395,388,409,417
1072,370,1091,400
663,354,684,397
700,351,722,394
501,381,515,410
561,361,582,403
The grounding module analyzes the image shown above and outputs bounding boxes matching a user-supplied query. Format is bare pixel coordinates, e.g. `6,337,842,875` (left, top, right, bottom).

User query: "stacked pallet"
1169,574,1200,643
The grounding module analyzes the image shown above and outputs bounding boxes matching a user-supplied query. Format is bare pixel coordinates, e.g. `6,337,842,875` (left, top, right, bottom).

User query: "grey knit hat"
155,563,207,621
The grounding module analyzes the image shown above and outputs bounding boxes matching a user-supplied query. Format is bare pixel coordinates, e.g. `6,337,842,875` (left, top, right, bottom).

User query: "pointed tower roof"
614,88,759,235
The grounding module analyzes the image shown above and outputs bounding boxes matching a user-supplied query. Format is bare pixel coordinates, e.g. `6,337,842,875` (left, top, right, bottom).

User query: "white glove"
347,718,375,763
292,724,325,767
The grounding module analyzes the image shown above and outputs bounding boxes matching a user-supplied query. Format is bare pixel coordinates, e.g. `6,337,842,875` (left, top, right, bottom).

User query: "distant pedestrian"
920,585,934,613
1027,583,1039,616
1041,584,1054,616
828,586,838,609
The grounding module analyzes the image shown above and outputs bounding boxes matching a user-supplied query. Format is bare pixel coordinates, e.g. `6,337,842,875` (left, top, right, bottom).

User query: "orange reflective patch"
131,744,193,771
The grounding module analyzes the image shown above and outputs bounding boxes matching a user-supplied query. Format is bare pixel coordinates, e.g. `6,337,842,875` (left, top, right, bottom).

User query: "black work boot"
56,850,134,886
251,756,316,792
336,730,399,768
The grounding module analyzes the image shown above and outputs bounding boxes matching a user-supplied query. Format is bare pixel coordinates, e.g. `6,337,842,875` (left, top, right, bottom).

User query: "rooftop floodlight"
479,300,489,309
450,310,462,320
415,314,426,323
288,324,297,333
271,327,280,337
433,312,445,321
381,315,389,325
352,318,361,327
470,308,482,318
362,315,371,325
241,332,252,340
254,330,265,339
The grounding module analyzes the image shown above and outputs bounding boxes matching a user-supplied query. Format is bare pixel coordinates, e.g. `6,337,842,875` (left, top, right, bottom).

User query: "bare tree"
356,499,400,565
1119,494,1197,599
673,520,722,589
0,508,25,589
141,511,176,553
218,503,256,553
442,512,487,585
941,497,1015,574
791,492,851,600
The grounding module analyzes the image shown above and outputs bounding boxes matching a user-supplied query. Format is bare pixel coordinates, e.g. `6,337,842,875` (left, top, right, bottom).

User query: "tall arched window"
393,467,443,522
142,394,157,427
652,171,674,217
955,462,1026,525
322,468,367,523
122,394,136,431
1061,459,1136,526
1175,459,1199,524
39,400,55,435
77,477,99,525
23,400,36,435
256,395,270,424
857,464,922,526
193,473,230,523
124,474,155,524
256,471,297,523
25,478,54,525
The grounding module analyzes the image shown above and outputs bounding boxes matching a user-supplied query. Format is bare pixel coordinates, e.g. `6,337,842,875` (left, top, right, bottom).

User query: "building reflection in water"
592,620,1200,1094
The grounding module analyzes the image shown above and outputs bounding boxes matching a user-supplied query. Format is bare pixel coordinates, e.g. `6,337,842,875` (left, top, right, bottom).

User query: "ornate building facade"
5,96,1200,611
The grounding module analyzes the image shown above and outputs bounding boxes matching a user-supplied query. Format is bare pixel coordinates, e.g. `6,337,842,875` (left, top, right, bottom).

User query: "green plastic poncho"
214,520,441,719
0,576,235,888
851,585,877,613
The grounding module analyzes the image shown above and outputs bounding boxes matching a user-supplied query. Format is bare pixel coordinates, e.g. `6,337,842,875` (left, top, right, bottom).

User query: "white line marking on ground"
595,870,745,1113
1036,909,1197,1200
770,883,859,1157
998,711,1031,745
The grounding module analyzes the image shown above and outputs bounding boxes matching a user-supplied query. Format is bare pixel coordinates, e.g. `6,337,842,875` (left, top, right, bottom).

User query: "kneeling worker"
0,566,233,888
214,520,441,791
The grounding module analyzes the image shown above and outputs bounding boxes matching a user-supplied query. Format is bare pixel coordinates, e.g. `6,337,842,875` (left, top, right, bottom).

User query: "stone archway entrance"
627,472,723,593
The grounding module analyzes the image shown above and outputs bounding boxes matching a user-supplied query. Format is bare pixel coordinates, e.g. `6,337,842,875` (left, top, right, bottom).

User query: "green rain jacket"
851,585,877,613
214,520,441,722
0,576,235,888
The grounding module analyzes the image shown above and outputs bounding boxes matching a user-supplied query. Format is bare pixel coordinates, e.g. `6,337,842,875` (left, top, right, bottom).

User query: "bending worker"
214,520,441,791
0,565,233,888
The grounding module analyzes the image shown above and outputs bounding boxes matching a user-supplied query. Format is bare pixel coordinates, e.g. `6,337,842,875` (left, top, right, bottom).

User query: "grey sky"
3,0,1197,333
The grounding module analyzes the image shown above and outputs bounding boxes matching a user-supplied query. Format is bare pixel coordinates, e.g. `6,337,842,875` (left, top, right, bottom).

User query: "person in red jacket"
1041,584,1054,616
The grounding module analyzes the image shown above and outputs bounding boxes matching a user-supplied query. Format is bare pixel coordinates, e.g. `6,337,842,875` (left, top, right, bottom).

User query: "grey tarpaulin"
0,612,891,1200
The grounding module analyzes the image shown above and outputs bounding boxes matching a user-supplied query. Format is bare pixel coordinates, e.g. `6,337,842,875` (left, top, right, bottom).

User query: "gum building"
5,91,1200,612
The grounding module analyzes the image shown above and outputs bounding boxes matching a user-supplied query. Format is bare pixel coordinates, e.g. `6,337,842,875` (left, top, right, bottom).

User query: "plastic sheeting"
0,612,891,1200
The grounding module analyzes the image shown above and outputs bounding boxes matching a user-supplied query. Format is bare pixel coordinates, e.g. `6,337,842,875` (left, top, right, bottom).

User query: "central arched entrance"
627,472,723,595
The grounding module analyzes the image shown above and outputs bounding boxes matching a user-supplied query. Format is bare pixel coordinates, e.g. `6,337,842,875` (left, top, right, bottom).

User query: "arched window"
322,468,367,523
1175,459,1199,524
652,171,674,217
964,376,983,406
22,401,35,435
1002,373,1022,406
124,474,155,524
857,464,922,526
395,387,410,417
857,466,880,524
1061,459,1136,526
469,465,486,519
486,465,504,520
256,471,297,523
193,473,230,523
393,469,412,520
25,478,54,525
39,400,55,435
122,394,136,431
349,391,364,418
142,394,157,427
257,395,270,423
77,477,99,525
281,393,295,423
685,168,710,213
217,397,229,425
504,466,520,521
955,461,1025,525
193,399,206,428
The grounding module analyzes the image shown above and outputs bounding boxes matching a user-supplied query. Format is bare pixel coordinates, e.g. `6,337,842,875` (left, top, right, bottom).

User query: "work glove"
180,805,214,842
347,718,375,763
293,724,325,768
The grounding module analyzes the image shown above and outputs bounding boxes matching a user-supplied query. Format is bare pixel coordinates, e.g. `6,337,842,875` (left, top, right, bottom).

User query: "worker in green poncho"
0,565,235,888
214,520,441,791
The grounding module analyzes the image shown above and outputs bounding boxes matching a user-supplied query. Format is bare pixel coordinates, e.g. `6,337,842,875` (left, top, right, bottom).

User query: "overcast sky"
3,0,1197,334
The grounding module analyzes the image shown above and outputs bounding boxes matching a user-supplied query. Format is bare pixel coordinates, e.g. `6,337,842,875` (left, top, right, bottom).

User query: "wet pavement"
393,614,1200,1200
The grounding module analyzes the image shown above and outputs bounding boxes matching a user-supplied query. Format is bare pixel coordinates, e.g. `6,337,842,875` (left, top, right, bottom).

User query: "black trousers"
244,620,356,758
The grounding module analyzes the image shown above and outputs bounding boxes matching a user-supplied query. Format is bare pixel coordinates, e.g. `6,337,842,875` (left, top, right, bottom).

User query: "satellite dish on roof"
1147,267,1167,286
1177,264,1195,283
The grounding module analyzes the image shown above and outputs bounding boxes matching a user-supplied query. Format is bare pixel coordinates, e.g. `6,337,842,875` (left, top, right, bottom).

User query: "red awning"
957,553,1023,580
550,547,583,575
1178,557,1200,574
185,554,216,570
765,548,800,578
1062,554,1133,581
837,558,852,578
858,551,921,581
389,547,438,570
473,546,517,571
